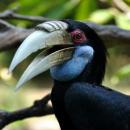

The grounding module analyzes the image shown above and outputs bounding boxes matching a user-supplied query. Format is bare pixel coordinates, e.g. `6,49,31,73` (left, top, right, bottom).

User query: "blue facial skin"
50,46,94,81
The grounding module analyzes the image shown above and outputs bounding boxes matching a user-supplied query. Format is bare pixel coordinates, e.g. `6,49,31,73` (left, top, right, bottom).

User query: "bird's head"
9,20,107,90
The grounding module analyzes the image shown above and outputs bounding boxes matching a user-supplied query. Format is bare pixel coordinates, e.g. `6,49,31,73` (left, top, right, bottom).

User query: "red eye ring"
70,29,87,44
75,33,82,39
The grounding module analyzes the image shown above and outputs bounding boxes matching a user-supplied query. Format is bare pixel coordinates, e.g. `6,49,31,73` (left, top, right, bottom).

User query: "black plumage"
51,20,130,130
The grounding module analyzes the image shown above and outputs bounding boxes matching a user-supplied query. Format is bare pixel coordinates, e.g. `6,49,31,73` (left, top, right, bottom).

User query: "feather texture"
65,83,130,130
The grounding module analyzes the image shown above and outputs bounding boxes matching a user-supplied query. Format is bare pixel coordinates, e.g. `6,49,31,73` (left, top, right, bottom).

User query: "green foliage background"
0,0,130,130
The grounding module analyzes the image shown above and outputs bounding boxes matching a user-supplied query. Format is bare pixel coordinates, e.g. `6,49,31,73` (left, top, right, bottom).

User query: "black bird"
9,20,130,130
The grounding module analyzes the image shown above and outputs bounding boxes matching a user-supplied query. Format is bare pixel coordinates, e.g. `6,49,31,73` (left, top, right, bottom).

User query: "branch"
86,22,130,47
0,19,130,52
0,93,53,129
113,0,130,13
0,9,54,22
0,19,33,51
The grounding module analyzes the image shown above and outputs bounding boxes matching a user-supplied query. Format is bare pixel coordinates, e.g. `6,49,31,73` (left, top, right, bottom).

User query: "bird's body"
50,20,130,130
10,19,130,130
51,82,130,130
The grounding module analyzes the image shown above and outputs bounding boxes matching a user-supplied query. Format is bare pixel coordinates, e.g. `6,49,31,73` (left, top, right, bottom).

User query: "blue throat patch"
50,45,94,81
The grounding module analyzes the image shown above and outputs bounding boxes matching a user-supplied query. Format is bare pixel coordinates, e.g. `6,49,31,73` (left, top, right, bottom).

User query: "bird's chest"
51,84,77,130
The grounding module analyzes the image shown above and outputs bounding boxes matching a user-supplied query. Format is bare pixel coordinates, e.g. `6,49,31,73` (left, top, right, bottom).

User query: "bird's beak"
9,21,74,90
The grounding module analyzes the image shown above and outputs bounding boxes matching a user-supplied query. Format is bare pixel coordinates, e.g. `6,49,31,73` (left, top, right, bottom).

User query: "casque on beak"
9,21,74,90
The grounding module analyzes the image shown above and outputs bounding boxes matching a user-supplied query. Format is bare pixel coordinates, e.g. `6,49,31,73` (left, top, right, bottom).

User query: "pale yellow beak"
9,21,74,90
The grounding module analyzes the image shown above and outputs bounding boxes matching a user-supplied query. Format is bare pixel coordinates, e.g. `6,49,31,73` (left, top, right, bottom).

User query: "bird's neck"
51,81,77,130
51,68,105,130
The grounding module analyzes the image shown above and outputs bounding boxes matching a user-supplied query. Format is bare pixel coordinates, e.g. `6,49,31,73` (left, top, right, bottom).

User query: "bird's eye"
70,29,87,44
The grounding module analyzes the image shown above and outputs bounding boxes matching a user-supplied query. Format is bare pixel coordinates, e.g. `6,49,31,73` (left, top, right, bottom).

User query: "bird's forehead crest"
36,21,68,32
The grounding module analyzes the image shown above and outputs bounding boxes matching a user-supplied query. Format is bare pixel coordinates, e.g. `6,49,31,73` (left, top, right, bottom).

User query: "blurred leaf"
0,50,14,67
125,0,130,5
112,64,130,80
9,0,61,27
18,0,58,16
115,13,130,30
75,0,98,20
0,0,16,11
46,0,80,19
88,9,114,24
44,0,67,18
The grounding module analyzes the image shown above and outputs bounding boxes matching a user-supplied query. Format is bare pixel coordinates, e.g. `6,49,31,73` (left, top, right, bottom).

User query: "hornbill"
9,20,130,130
